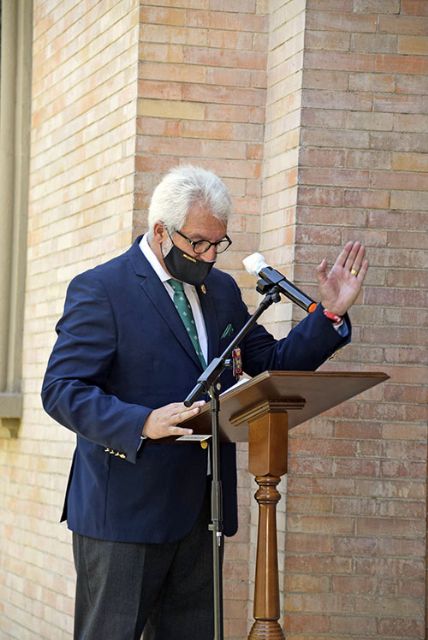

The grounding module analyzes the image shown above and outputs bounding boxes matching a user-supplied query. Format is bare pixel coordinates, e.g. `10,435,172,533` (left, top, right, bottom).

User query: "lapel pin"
221,324,234,339
200,284,207,294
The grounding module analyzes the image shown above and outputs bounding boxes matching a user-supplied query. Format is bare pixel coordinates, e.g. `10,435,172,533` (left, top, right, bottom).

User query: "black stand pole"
208,384,223,640
184,284,282,640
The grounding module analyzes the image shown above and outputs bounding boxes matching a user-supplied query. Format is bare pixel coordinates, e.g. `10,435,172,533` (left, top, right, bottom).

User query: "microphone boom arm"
184,284,282,406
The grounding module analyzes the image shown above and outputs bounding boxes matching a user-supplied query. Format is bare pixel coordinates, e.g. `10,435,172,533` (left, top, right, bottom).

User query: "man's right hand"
142,401,205,439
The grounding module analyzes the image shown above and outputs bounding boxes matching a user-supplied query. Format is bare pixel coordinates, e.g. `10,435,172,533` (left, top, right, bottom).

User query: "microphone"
243,253,317,314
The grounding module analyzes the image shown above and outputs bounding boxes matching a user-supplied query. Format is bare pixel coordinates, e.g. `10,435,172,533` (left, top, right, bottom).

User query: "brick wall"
0,1,140,636
248,0,308,630
284,0,428,637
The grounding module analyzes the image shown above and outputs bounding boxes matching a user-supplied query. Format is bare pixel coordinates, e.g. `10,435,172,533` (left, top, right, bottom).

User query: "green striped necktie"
168,279,206,368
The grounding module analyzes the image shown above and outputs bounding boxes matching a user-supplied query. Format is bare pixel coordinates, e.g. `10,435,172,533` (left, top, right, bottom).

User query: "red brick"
306,30,350,51
306,0,353,9
332,574,377,594
378,617,425,636
297,186,344,207
290,437,357,458
303,89,372,111
379,14,428,35
299,167,369,188
287,515,355,535
183,46,266,70
344,189,390,209
375,53,428,74
286,496,332,514
398,579,425,598
287,456,334,478
378,536,426,556
300,147,346,168
298,205,367,227
286,533,335,554
402,0,428,15
305,50,375,72
306,11,377,33
357,517,425,537
290,473,356,497
330,614,377,634
334,421,383,439
186,9,266,33
352,32,398,54
334,458,380,478
354,0,400,12
285,574,330,594
284,613,330,633
386,267,427,286
349,72,395,92
333,497,377,516
285,591,355,615
371,170,428,190
301,126,370,149
355,556,425,578
333,535,377,556
285,554,353,575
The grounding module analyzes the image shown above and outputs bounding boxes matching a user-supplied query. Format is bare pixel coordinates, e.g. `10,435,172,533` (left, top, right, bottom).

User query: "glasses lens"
192,236,232,254
215,237,232,254
193,240,212,254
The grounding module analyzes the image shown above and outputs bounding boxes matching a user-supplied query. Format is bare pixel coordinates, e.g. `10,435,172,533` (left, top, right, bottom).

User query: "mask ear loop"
160,224,174,258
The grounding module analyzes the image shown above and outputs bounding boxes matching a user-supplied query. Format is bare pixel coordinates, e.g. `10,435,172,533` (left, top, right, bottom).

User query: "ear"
152,221,167,245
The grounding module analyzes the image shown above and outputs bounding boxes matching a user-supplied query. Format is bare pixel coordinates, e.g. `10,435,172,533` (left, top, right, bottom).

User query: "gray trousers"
72,493,215,640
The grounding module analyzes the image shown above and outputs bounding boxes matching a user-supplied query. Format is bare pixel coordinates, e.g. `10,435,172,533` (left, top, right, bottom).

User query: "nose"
201,245,217,262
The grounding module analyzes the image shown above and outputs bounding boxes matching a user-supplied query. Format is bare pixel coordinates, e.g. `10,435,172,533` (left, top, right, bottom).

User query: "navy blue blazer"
41,237,350,543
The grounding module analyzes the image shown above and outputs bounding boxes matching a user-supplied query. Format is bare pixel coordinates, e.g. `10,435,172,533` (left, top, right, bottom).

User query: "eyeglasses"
172,229,232,255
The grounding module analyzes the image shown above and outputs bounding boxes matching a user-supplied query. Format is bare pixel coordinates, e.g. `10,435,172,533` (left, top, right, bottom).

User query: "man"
42,165,367,640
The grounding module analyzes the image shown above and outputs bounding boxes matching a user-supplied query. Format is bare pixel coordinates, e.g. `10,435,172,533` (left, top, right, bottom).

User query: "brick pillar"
283,1,428,638
135,5,268,638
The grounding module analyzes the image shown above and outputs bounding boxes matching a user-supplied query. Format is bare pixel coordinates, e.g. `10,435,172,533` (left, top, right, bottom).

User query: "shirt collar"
139,234,171,284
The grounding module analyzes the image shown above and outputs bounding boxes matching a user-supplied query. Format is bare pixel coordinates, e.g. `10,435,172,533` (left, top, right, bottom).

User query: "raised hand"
142,401,205,439
316,241,368,317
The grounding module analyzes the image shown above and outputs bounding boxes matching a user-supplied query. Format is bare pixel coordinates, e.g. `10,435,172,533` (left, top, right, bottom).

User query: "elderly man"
42,165,367,640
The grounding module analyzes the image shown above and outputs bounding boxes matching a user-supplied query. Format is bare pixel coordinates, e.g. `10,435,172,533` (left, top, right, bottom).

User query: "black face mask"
163,242,214,286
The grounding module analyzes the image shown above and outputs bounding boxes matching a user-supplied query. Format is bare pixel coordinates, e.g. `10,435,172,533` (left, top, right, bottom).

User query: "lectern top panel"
184,371,389,443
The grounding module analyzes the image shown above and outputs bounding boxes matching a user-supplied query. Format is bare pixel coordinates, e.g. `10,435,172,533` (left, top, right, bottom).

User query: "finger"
316,258,328,282
173,404,204,424
356,258,369,281
351,244,366,273
171,400,203,416
350,245,366,277
335,241,354,268
344,241,362,270
174,400,205,414
168,425,194,436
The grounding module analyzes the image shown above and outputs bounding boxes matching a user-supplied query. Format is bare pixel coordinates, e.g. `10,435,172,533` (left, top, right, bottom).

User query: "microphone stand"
184,283,282,640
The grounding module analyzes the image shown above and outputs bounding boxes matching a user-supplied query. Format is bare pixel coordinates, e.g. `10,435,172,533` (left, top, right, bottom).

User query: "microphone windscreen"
242,252,268,276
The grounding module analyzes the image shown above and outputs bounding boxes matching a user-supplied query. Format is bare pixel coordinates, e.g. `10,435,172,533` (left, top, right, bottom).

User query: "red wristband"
323,309,343,323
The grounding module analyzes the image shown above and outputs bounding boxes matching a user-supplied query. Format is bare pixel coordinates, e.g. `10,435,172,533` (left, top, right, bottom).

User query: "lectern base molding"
249,621,285,640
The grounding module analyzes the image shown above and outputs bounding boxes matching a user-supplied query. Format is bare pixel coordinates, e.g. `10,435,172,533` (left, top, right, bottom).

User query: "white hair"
147,165,232,236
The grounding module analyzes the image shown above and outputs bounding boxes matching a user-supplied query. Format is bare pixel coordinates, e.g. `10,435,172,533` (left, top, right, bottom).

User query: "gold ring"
351,268,358,277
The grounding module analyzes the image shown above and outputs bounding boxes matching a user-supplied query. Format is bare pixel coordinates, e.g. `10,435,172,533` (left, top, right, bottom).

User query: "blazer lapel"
128,238,203,370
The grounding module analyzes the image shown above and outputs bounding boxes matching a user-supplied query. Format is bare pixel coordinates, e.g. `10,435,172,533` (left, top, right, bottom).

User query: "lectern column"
246,404,295,640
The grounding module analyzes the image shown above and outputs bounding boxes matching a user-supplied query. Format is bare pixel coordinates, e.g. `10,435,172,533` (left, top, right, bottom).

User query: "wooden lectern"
187,370,388,640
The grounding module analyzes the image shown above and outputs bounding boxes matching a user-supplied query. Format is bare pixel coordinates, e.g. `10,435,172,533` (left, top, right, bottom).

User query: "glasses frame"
171,229,232,255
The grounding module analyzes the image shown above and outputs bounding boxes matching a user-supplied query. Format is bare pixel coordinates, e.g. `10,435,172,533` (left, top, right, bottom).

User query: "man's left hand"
316,240,368,317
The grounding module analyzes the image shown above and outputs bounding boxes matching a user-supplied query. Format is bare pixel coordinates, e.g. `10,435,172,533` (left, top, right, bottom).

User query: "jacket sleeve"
41,271,150,463
227,278,351,377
